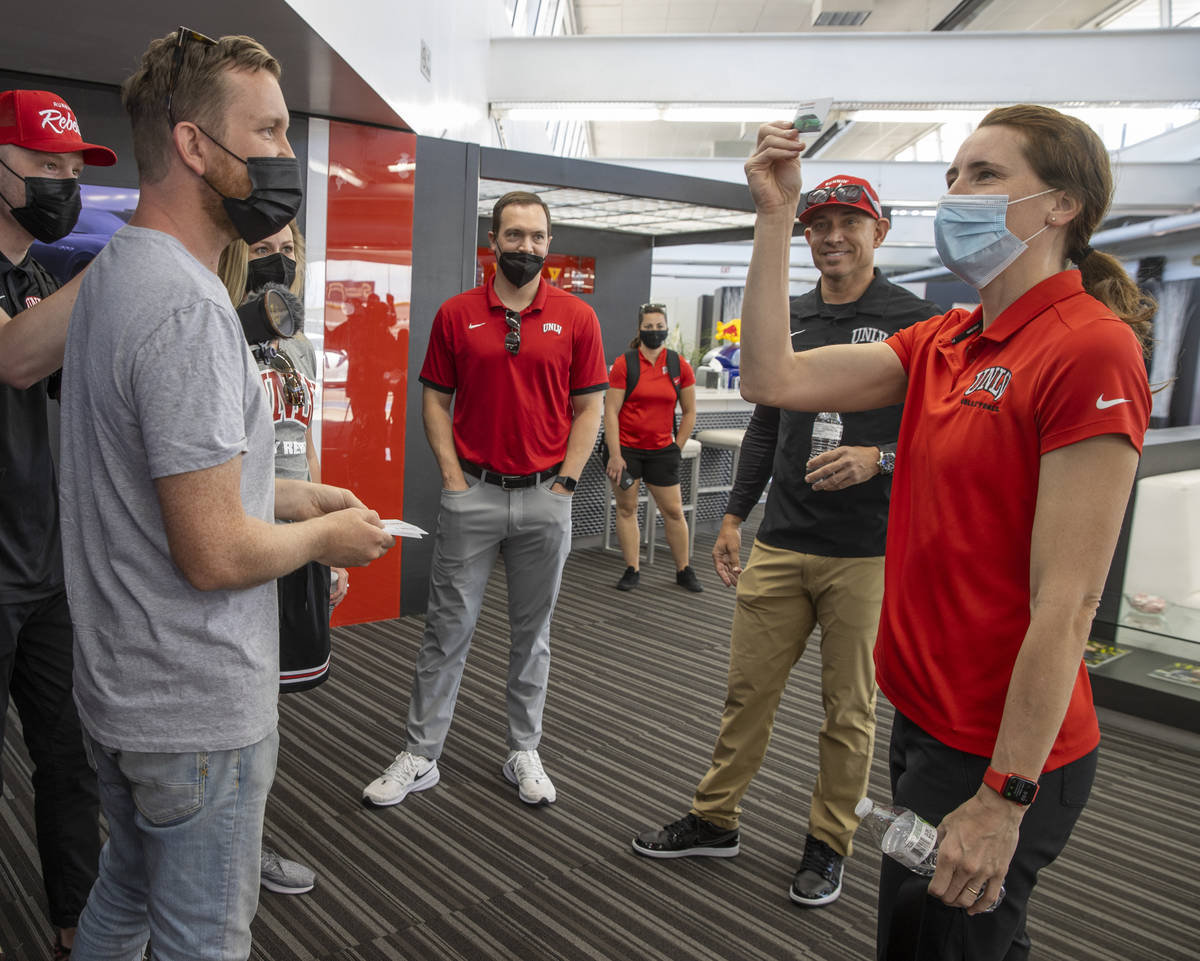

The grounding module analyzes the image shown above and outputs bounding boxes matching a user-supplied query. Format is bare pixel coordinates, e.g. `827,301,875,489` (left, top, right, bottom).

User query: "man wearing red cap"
0,87,116,959
633,175,939,909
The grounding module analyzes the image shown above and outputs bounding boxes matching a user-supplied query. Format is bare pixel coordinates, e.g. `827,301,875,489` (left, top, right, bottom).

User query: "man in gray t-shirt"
57,29,393,961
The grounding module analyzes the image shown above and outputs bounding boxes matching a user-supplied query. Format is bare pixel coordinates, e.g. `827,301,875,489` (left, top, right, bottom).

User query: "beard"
201,147,253,240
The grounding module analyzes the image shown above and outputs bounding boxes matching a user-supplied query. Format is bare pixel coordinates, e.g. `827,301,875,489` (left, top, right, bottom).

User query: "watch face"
1003,776,1039,805
879,451,896,474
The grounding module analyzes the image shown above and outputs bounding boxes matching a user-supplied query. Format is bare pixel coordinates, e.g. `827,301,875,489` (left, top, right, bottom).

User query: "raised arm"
739,122,907,413
927,433,1139,913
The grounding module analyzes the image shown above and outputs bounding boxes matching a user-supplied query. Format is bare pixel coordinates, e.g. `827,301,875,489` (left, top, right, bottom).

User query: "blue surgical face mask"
933,188,1055,289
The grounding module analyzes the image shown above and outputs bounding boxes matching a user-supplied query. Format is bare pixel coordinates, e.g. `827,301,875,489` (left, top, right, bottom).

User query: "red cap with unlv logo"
0,90,117,166
798,174,881,224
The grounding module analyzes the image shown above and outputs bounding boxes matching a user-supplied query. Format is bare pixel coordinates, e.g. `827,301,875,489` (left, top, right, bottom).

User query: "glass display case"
1089,426,1200,731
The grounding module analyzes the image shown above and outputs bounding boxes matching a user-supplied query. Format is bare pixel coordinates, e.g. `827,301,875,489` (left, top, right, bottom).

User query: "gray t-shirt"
59,225,278,752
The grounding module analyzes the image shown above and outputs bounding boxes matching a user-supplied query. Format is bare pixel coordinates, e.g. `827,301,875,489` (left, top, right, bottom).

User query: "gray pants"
405,475,573,759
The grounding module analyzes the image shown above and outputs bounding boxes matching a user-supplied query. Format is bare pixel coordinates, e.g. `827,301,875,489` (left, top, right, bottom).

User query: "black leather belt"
460,459,562,491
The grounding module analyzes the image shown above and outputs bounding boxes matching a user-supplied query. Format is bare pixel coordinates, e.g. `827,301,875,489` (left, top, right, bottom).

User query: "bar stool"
695,428,746,504
602,437,702,565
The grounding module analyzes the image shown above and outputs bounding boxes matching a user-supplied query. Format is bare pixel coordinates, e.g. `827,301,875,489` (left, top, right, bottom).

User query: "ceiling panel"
477,178,757,235
566,0,1161,161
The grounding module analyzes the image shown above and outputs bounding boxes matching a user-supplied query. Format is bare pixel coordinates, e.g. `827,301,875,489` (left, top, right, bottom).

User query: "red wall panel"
321,122,417,626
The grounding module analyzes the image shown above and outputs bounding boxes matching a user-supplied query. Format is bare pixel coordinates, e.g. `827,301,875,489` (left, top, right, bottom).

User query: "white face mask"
933,188,1056,289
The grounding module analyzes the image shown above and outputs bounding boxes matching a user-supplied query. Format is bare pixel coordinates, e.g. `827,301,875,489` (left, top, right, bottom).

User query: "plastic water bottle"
854,798,1005,911
810,411,843,456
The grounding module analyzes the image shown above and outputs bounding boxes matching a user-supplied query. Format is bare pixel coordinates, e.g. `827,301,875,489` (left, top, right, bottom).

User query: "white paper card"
381,519,427,538
792,99,833,135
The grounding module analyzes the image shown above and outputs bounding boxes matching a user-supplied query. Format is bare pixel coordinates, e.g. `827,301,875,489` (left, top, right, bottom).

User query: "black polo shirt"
727,270,939,558
0,250,64,602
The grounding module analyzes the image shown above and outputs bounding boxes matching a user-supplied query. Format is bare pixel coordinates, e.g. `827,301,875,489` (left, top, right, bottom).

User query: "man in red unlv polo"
0,87,116,960
364,190,607,809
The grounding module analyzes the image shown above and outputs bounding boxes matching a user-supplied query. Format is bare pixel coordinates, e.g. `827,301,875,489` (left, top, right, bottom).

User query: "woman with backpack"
604,303,703,593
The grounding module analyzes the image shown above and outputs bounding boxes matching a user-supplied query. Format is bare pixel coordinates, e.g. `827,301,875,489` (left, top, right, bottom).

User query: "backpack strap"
619,348,682,411
665,349,681,404
618,350,640,411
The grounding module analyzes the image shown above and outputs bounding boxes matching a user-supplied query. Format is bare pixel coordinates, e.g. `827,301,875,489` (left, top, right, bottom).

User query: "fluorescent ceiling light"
849,109,988,124
661,105,794,123
498,103,659,122
495,102,796,124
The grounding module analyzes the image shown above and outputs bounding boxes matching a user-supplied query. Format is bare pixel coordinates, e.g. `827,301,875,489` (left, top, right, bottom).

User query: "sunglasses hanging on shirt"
504,308,521,355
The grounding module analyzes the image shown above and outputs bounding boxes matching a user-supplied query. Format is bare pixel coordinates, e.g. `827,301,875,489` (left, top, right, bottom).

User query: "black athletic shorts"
621,443,682,487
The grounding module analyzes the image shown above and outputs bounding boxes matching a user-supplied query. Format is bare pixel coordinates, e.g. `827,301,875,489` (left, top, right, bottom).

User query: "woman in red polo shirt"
738,106,1153,960
604,303,702,593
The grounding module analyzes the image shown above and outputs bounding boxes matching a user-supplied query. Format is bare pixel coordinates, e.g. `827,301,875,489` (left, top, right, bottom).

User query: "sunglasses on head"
639,302,667,318
803,184,881,219
166,26,218,126
504,309,521,356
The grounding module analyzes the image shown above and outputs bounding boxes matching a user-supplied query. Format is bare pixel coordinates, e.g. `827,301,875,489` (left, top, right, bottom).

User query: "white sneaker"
502,749,557,806
362,751,439,806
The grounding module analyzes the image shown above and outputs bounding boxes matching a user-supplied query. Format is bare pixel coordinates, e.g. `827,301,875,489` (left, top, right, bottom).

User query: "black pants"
877,711,1097,961
0,591,100,928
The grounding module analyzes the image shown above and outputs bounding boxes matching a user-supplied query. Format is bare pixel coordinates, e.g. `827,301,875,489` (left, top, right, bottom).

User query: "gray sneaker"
261,846,316,895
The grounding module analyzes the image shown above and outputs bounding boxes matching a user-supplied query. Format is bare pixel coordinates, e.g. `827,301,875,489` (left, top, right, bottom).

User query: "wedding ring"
965,886,980,897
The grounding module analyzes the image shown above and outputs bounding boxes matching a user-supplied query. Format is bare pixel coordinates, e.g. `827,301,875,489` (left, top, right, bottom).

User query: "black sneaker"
675,565,704,593
789,834,844,907
632,813,739,859
616,566,640,591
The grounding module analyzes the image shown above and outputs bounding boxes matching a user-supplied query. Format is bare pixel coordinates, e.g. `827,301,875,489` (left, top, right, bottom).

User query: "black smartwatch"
553,475,578,492
983,766,1039,805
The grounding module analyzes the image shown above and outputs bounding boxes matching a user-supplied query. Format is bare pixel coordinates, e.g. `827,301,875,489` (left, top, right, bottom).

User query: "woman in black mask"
604,303,703,594
217,220,348,897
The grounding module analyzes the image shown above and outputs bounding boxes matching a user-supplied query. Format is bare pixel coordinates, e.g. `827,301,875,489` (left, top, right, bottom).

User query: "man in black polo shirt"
633,176,938,908
0,88,115,958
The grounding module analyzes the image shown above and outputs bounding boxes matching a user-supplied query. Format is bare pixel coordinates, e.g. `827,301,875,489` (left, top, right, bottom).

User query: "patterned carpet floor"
3,518,1197,960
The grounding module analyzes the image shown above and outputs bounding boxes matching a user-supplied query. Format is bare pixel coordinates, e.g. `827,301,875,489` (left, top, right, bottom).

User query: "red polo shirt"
877,270,1150,771
419,276,608,475
610,348,695,450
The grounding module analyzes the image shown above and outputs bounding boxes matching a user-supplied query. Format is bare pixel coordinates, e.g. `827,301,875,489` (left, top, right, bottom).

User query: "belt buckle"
500,474,523,491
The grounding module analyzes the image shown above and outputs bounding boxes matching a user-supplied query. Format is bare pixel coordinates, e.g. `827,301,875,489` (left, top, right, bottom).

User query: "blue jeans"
71,728,278,961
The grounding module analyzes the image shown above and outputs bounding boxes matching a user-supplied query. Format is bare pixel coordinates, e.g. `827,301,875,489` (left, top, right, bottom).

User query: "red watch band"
983,766,1039,805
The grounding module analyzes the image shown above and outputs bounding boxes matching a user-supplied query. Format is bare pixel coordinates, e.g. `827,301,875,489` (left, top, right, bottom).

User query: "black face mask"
496,250,544,288
195,125,303,244
247,253,296,294
0,156,82,243
639,329,668,349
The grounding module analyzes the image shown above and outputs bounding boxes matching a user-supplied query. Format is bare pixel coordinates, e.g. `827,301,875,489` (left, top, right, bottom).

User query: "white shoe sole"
362,760,440,807
631,839,740,859
261,876,315,895
501,761,556,805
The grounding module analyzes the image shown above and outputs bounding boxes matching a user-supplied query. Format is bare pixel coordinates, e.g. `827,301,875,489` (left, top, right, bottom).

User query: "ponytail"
1075,248,1155,351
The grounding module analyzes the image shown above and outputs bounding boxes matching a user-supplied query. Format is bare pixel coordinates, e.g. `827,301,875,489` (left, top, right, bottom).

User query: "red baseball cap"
0,90,117,166
798,174,881,224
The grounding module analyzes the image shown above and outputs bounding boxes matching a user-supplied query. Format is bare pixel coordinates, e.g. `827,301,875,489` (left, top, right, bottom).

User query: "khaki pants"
691,540,883,856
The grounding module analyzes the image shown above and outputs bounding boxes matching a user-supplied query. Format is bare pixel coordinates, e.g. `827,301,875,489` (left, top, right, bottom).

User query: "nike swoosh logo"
791,330,807,339
468,323,486,329
1096,395,1131,410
